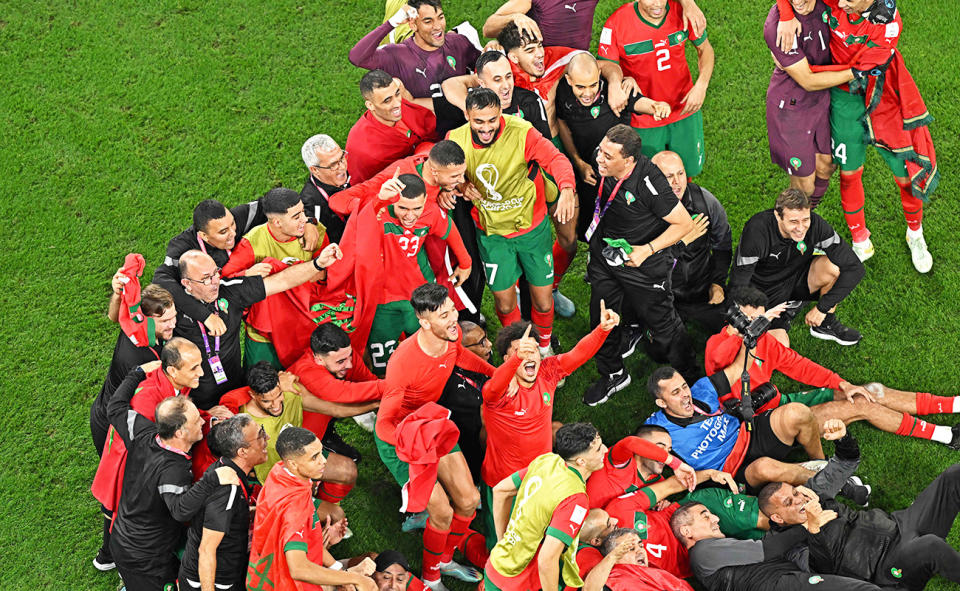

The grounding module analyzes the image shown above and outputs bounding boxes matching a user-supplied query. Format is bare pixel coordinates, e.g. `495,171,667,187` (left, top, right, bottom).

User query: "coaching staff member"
179,414,268,590
107,362,238,590
584,124,695,406
729,188,864,348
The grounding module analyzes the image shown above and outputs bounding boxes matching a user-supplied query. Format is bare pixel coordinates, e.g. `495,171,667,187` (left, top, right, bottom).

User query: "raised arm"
440,74,480,114
482,0,537,39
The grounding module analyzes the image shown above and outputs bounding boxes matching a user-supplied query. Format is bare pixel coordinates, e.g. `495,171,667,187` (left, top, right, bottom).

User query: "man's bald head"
155,395,202,446
178,249,221,303
579,508,616,546
564,53,601,106
652,151,688,198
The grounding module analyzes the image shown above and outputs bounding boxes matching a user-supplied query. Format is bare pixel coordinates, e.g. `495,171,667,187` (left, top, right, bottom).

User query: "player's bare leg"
770,402,824,460
813,396,959,447
492,286,521,327
315,452,358,506
806,255,839,298
548,201,579,318
436,451,482,582
767,328,790,348
744,456,817,489
789,172,816,198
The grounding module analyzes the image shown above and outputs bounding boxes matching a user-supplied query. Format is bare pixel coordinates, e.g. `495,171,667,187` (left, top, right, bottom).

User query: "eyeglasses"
243,426,268,448
184,268,222,285
315,151,348,170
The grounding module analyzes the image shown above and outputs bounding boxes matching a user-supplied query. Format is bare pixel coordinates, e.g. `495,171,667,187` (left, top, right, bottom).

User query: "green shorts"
684,488,763,540
476,217,554,292
829,88,907,176
243,332,282,371
374,430,460,488
636,111,705,177
780,387,836,407
368,300,420,372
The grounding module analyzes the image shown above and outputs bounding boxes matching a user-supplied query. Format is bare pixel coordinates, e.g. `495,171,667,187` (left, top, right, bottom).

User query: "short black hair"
310,322,351,355
465,87,501,112
757,481,785,517
428,140,466,168
554,422,599,461
360,69,395,100
497,20,538,54
494,320,539,358
604,124,643,162
475,50,509,76
647,366,678,400
635,424,669,439
246,361,279,395
398,173,427,200
775,187,810,214
275,426,318,460
210,414,255,460
409,0,442,11
261,187,302,217
156,396,191,440
410,283,449,315
193,199,228,234
728,285,767,309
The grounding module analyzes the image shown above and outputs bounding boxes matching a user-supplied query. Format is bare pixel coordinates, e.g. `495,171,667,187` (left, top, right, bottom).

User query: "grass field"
1,0,958,588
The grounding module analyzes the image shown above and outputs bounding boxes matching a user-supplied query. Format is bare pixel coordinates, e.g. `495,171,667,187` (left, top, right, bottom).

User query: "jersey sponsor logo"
769,250,782,260
415,67,427,77
652,281,666,291
447,55,457,69
565,2,577,11
514,408,528,416
475,163,505,202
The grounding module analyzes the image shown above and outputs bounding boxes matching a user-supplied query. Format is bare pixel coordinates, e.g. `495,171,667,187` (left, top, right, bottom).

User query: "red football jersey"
586,452,664,509
604,496,691,579
378,200,453,303
598,0,706,128
511,46,587,101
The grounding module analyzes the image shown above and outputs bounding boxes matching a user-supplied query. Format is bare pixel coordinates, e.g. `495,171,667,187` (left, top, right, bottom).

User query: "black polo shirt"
173,275,266,409
555,77,636,162
299,174,349,243
179,457,254,587
591,157,678,253
91,332,163,445
433,86,552,139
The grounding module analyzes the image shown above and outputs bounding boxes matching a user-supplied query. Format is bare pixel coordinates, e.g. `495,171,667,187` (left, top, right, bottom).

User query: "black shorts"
761,262,819,331
735,410,795,483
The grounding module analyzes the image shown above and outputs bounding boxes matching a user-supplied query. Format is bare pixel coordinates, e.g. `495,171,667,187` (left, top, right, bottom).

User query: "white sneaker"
352,411,377,432
852,238,875,262
906,230,933,273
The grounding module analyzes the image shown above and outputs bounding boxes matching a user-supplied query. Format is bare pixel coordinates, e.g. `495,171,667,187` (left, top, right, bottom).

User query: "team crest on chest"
625,190,636,204
590,106,600,118
447,55,457,69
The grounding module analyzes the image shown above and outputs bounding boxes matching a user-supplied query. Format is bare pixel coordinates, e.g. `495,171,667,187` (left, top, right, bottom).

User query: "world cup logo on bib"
476,163,504,201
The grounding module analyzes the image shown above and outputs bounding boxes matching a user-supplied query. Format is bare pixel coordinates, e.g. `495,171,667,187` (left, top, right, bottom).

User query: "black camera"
726,304,771,349
723,382,780,424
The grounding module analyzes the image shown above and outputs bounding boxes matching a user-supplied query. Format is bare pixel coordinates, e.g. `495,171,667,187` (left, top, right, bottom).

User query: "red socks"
422,520,450,582
462,531,490,567
316,481,353,504
896,179,923,231
552,240,575,290
840,170,869,242
916,392,959,415
495,306,522,329
531,305,554,349
896,414,936,440
441,511,475,563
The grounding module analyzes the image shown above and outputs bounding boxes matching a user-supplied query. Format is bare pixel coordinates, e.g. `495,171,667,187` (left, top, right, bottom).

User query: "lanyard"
585,175,628,242
196,233,232,257
155,434,191,459
309,175,330,201
198,320,220,356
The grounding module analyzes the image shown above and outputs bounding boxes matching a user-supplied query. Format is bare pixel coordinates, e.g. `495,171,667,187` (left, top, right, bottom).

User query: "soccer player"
644,366,827,490
105,363,238,590
652,150,731,334
482,0,600,51
775,0,937,272
437,51,551,140
598,0,715,176
763,0,853,206
758,421,960,590
218,362,375,507
300,134,350,243
247,427,377,591
583,124,695,406
349,0,480,99
484,422,607,591
674,502,884,591
730,188,864,347
345,69,438,183
586,425,695,510
449,88,576,355
178,414,268,590
173,245,341,409
583,528,694,591
376,283,494,589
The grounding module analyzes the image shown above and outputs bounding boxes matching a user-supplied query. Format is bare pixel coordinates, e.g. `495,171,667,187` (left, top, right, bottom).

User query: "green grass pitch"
0,0,957,588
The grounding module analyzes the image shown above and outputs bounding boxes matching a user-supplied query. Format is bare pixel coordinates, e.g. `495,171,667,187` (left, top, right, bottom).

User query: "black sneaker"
947,424,960,451
92,549,116,571
839,475,871,507
621,325,644,359
322,427,361,463
810,314,861,346
583,371,632,406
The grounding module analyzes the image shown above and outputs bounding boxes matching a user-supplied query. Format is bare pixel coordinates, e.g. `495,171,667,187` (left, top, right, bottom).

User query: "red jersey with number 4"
604,495,691,578
598,0,706,128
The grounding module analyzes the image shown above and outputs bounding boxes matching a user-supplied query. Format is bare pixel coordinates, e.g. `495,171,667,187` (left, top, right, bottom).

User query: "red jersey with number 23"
598,0,706,128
